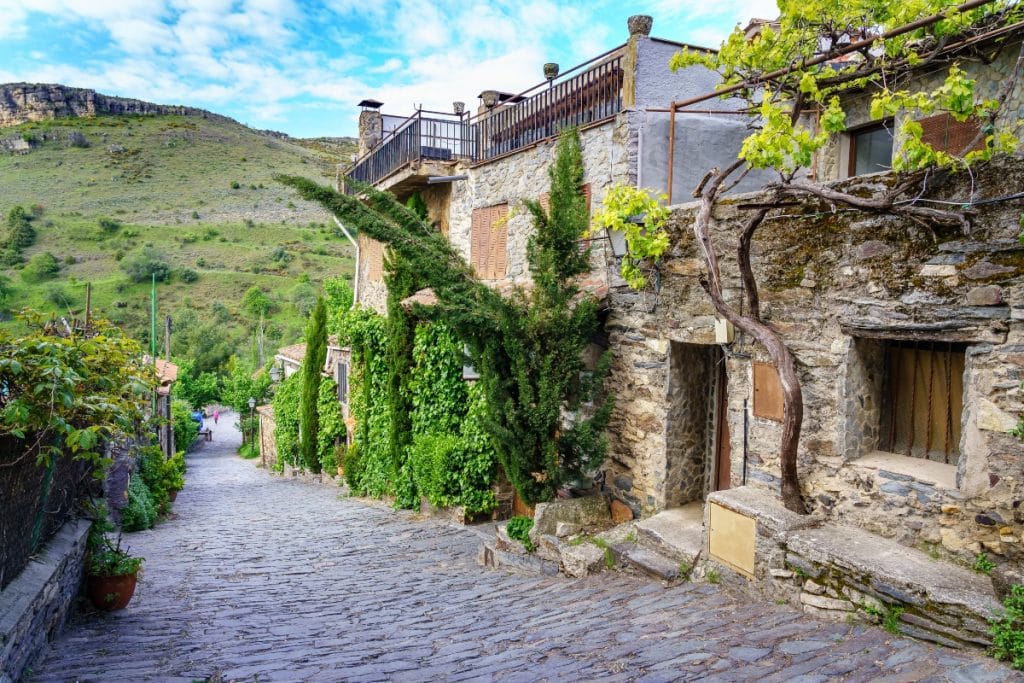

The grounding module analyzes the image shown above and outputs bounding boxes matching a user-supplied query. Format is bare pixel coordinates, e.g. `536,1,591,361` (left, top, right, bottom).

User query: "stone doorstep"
617,545,682,582
634,503,703,564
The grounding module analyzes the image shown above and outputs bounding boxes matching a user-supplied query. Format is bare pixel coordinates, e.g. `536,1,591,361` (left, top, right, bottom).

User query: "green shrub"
506,516,535,552
121,475,157,531
409,433,459,509
343,443,363,491
230,181,241,189
271,372,301,470
0,249,22,267
20,252,60,283
120,246,171,283
242,286,273,316
172,398,199,448
317,376,345,473
991,584,1024,670
98,217,121,233
45,283,77,307
176,267,199,283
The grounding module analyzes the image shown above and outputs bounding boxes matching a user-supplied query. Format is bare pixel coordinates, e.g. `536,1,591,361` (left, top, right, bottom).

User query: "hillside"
0,86,358,365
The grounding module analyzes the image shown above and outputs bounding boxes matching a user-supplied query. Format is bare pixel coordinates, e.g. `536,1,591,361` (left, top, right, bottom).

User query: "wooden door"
715,361,731,491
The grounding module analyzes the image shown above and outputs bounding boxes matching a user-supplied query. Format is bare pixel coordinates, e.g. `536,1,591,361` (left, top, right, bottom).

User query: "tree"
280,128,614,504
0,275,13,309
659,0,1023,513
7,206,36,250
241,285,273,317
120,246,171,283
300,297,327,472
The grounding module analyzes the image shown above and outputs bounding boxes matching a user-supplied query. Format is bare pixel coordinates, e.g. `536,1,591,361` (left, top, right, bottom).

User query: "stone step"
616,544,682,582
635,503,704,565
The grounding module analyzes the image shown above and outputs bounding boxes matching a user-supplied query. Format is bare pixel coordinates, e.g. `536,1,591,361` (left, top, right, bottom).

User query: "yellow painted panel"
708,502,756,578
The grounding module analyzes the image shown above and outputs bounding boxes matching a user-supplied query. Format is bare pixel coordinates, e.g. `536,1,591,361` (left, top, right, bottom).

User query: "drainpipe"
742,398,749,486
332,216,359,309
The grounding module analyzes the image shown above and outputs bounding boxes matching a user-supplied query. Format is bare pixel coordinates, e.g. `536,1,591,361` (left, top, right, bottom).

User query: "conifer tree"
300,297,327,472
279,129,613,504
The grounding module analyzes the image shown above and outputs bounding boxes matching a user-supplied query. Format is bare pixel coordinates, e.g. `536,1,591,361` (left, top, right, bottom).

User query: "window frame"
847,119,894,178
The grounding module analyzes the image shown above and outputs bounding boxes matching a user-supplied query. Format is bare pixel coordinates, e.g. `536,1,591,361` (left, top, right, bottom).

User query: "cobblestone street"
32,417,1019,682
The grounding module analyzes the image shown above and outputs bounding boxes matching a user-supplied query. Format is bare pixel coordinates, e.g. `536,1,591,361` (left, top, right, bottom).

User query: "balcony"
344,49,625,195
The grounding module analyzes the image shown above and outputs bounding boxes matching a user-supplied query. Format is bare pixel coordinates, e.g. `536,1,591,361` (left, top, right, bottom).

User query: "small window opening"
879,340,965,465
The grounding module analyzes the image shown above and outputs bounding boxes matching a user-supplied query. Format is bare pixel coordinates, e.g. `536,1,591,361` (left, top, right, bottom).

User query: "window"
849,121,893,176
470,203,509,280
917,113,983,156
336,362,349,404
879,341,964,465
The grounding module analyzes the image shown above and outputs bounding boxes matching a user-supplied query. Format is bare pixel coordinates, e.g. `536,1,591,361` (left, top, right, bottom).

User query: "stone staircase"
613,503,705,582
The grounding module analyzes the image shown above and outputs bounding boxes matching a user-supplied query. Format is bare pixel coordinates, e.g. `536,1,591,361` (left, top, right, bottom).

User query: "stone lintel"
840,320,1007,345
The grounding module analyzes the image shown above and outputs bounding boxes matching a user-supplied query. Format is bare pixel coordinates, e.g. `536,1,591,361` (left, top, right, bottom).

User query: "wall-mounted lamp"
269,363,283,382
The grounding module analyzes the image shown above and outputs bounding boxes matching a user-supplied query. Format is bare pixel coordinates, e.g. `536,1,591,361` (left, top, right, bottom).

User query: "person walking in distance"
213,410,219,425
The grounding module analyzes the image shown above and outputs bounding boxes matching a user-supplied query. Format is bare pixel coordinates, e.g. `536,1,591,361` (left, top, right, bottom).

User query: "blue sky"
0,1,777,138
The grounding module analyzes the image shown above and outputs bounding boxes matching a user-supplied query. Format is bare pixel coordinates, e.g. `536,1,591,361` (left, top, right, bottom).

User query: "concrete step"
635,503,704,565
616,545,682,581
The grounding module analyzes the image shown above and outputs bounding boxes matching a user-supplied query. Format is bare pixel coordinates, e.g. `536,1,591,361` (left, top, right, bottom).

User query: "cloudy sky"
0,1,778,138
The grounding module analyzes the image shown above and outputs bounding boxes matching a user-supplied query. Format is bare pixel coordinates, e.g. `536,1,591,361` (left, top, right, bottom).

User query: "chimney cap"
358,99,384,109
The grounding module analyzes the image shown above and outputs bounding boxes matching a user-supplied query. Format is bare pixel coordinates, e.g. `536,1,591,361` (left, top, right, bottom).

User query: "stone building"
344,16,765,314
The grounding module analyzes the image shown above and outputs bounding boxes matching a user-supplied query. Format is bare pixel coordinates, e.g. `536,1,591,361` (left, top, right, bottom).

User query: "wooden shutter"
471,207,488,275
918,114,983,155
752,361,784,422
488,204,508,280
337,362,348,404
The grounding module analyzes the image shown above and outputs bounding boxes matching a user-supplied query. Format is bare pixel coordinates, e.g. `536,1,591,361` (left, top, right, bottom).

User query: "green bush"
343,442,363,491
409,433,459,509
506,516,535,552
317,376,345,473
271,372,301,470
121,475,157,531
120,246,171,283
98,217,122,233
20,252,60,283
991,584,1024,670
176,268,199,283
172,398,199,448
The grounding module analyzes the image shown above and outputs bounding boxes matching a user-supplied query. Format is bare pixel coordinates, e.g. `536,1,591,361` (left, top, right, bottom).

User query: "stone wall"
604,156,1024,570
257,407,277,470
446,116,633,290
0,518,90,683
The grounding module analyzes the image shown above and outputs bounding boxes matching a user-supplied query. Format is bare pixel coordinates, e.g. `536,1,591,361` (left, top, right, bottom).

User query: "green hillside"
0,111,357,366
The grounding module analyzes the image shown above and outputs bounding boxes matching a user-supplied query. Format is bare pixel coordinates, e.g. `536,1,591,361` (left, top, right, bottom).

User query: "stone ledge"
0,518,91,682
706,486,820,536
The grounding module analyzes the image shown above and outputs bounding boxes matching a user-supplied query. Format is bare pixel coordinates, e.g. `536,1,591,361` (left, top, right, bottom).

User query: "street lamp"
247,397,256,447
269,363,283,383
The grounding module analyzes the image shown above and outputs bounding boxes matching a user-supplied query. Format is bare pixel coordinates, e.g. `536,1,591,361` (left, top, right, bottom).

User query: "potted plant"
166,452,186,502
85,527,143,611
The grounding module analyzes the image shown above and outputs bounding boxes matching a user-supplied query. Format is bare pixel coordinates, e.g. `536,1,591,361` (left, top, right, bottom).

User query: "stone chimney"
357,99,383,157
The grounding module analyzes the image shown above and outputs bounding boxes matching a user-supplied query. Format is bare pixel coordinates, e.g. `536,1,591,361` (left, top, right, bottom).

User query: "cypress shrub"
299,298,327,472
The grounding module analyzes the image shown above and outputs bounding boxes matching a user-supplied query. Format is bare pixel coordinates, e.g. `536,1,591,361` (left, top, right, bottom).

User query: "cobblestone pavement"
33,415,1020,682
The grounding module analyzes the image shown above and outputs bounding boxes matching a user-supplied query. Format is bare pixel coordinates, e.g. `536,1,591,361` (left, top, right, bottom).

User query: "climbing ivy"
316,376,345,473
279,128,615,505
271,372,301,471
342,308,390,496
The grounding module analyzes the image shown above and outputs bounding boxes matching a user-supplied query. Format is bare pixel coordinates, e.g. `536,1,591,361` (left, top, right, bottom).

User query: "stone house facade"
345,16,758,314
344,13,1023,577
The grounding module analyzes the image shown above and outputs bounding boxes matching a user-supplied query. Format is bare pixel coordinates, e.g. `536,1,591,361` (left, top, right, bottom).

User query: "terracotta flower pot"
86,572,139,611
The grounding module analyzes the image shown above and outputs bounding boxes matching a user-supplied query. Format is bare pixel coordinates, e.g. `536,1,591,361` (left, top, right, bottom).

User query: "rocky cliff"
0,83,202,127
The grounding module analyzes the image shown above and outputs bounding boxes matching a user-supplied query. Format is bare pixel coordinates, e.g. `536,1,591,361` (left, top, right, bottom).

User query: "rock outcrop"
0,83,202,127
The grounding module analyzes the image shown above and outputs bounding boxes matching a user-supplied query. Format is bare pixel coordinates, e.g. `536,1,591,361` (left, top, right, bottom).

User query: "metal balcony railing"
344,50,625,193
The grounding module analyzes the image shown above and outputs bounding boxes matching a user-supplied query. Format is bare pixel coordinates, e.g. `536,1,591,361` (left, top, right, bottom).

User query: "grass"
1,113,356,349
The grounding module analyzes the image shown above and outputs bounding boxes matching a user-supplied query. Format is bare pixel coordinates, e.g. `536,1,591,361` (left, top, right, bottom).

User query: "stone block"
555,522,581,538
560,542,606,579
531,496,610,539
610,499,634,524
965,285,1004,306
919,264,957,277
803,580,825,595
800,592,854,611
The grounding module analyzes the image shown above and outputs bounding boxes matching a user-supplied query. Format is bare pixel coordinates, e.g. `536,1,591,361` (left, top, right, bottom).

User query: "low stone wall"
705,487,1001,650
0,518,91,682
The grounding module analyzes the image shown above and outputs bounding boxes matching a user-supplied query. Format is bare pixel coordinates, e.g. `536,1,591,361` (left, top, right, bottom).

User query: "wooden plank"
752,361,784,422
